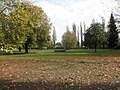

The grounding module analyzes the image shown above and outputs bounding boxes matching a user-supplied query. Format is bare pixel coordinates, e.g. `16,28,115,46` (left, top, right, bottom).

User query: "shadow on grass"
0,79,119,90
0,51,38,56
0,51,25,55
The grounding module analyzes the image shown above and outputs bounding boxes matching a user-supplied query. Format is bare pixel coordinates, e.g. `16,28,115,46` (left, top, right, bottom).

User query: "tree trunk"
64,41,66,51
53,40,55,49
25,43,28,53
19,46,21,52
40,46,42,50
94,42,97,53
95,46,97,53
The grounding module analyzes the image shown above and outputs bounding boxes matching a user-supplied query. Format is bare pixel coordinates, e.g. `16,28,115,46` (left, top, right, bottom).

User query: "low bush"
54,49,66,52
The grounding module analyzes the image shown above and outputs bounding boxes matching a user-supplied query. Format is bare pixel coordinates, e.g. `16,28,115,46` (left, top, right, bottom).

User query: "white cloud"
33,0,117,42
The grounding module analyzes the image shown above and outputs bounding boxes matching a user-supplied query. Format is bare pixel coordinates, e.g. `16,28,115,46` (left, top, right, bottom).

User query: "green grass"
0,49,120,60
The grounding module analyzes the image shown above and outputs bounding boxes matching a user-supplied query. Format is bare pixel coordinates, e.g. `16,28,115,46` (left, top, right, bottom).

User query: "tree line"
60,13,119,52
52,0,120,52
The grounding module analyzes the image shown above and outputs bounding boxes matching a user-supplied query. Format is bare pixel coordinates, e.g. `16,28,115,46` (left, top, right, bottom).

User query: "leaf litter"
0,56,119,90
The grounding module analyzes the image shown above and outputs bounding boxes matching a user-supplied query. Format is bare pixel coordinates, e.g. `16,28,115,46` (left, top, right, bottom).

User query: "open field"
0,49,120,90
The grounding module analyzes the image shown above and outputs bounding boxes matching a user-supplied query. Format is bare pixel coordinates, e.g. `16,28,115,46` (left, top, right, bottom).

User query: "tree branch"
0,7,8,14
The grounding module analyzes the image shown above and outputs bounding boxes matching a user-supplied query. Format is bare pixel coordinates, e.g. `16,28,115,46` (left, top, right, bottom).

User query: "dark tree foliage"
77,29,80,48
84,22,106,52
108,13,118,49
80,23,83,48
72,23,76,34
25,36,32,53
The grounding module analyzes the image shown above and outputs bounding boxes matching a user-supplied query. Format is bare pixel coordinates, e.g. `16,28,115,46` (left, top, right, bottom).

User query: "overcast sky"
31,0,117,42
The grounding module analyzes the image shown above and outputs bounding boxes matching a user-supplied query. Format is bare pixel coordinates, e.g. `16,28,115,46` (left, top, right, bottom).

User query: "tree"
62,26,77,49
0,1,51,53
113,0,120,24
108,13,118,49
72,23,79,48
43,35,52,49
55,42,62,49
0,0,20,14
0,0,21,53
101,17,108,48
82,22,86,48
52,26,57,48
80,23,83,48
72,23,76,34
77,27,80,48
84,22,106,52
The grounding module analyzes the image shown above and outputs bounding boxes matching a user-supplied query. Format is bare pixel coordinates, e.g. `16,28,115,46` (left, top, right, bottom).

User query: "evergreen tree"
108,13,118,49
80,23,83,48
72,23,76,35
52,26,57,48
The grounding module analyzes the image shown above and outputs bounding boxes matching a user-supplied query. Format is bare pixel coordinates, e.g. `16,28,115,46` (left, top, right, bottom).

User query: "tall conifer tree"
108,13,118,49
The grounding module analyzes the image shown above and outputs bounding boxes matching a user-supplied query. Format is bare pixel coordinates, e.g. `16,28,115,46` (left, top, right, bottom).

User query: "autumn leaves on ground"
0,49,120,90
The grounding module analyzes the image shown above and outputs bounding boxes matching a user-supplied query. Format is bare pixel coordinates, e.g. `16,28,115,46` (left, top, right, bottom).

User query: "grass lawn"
0,49,120,90
1,49,120,59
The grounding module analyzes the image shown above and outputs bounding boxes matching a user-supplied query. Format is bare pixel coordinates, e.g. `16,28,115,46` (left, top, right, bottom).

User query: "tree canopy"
62,26,77,49
84,22,106,52
0,1,51,53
